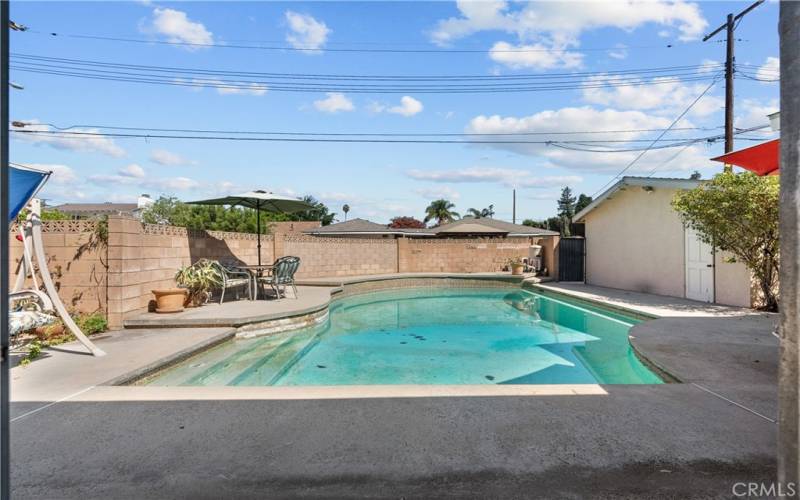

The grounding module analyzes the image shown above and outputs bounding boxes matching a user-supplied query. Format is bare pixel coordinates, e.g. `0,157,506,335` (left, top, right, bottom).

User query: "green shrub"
77,313,108,335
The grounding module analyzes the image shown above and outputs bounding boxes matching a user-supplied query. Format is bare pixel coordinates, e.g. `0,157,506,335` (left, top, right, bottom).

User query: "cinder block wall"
9,219,108,314
283,235,398,277
11,216,559,329
401,237,533,273
106,216,270,328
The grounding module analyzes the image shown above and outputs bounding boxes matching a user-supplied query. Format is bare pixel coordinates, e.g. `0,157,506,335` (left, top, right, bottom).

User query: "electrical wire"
9,123,768,150
24,122,726,137
26,29,689,54
11,53,725,80
590,75,723,197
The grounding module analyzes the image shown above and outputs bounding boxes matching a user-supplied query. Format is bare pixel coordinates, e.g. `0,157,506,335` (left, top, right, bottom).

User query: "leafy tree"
557,186,577,218
466,204,495,218
523,217,563,233
556,187,577,236
575,194,593,214
672,172,779,311
342,204,350,221
389,216,426,229
424,199,460,226
295,195,336,226
141,195,336,231
40,208,71,221
690,171,702,180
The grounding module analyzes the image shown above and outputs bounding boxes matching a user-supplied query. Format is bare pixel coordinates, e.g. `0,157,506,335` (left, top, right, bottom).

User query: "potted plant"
507,257,525,276
174,259,223,308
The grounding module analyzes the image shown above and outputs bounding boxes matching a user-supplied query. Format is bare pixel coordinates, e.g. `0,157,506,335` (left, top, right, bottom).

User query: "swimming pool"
145,288,663,386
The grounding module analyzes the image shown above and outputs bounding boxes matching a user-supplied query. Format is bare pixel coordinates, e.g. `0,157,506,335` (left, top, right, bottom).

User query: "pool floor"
146,288,663,386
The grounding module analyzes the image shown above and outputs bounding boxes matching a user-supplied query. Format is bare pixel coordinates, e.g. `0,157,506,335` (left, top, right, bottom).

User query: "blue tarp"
9,165,49,222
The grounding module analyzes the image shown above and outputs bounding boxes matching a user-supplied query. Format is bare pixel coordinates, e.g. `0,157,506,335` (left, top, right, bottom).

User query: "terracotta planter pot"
35,323,64,339
152,288,188,313
510,263,525,276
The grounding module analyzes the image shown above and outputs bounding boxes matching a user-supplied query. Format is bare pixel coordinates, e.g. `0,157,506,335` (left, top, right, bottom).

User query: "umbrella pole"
257,202,262,267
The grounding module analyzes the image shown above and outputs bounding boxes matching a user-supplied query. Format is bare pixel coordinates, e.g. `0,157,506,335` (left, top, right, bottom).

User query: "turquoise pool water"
146,288,663,386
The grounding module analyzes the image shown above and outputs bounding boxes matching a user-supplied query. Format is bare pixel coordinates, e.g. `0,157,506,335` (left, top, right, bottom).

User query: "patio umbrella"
9,164,51,221
187,190,315,265
711,139,780,176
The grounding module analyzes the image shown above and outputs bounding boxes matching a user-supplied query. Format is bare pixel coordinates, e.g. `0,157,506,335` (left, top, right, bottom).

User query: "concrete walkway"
9,280,779,498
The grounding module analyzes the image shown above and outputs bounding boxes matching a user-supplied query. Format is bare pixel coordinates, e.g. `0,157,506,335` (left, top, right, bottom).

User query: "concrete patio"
9,280,779,498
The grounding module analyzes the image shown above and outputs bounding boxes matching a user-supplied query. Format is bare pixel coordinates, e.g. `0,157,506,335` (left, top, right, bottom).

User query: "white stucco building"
573,177,753,308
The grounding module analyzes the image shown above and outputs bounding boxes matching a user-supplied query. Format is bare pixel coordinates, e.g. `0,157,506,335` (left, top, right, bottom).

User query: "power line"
590,76,723,198
10,122,768,150
11,53,724,80
25,29,689,54
9,66,721,94
25,122,726,137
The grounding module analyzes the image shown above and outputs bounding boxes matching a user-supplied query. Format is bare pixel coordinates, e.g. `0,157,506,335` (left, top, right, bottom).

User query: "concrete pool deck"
9,280,779,498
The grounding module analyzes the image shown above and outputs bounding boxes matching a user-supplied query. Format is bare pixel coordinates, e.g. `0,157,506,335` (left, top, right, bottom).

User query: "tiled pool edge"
104,328,238,386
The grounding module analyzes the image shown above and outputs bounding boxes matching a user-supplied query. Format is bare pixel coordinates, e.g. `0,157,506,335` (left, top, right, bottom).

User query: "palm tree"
342,204,350,221
424,199,460,226
466,204,494,218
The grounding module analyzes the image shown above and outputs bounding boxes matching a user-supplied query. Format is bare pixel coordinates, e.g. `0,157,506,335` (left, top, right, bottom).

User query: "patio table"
232,264,274,300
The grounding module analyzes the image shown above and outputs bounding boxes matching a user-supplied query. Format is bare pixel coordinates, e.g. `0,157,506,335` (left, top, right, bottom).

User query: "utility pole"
778,0,800,488
512,189,516,225
703,0,765,171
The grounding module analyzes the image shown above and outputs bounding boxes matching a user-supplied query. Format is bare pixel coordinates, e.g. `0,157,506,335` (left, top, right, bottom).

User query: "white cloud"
607,44,628,60
313,92,354,113
150,149,197,166
118,164,146,178
389,96,424,116
24,163,77,185
89,173,200,192
145,7,213,48
735,98,779,133
370,96,424,116
285,11,331,51
489,41,583,69
408,167,581,189
416,186,461,200
430,1,707,69
175,78,268,96
464,107,715,173
756,56,780,83
581,75,724,117
698,58,721,74
431,0,707,45
11,120,126,158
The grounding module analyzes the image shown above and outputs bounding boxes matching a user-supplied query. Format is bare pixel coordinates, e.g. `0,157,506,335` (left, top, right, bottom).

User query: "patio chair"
209,260,252,304
258,256,301,299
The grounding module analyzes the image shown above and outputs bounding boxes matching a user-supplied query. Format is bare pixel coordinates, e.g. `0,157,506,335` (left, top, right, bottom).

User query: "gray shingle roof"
306,217,558,237
53,202,139,214
434,217,559,236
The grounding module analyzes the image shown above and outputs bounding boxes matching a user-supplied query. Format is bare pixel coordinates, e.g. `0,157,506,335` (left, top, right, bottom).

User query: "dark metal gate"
558,237,585,282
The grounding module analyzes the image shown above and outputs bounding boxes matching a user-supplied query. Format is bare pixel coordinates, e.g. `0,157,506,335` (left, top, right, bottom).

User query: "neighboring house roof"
434,217,559,236
305,216,558,237
53,202,140,215
574,176,702,223
304,218,429,236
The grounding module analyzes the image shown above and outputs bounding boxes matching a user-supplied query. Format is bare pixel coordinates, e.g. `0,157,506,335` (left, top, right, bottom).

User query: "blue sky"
10,1,780,223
